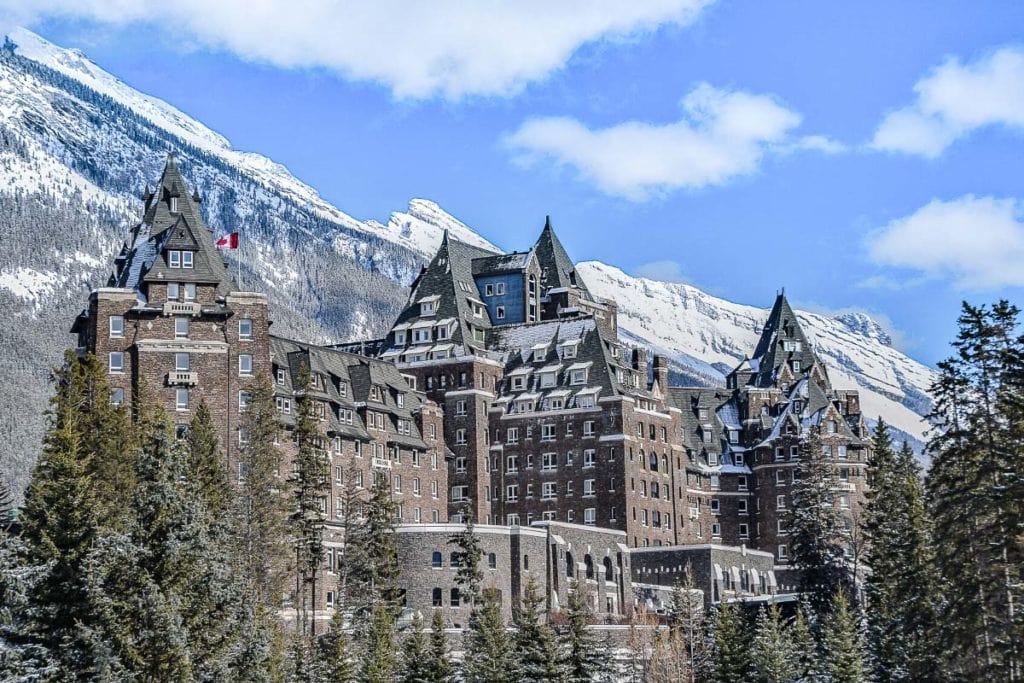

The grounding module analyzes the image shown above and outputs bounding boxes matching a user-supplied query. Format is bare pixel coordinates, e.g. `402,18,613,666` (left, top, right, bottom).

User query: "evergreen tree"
427,609,454,683
399,612,432,683
666,563,709,681
449,504,484,605
0,478,13,530
361,600,397,683
348,469,400,612
821,591,866,683
790,601,820,682
463,588,516,683
515,574,565,682
187,400,229,517
319,609,354,683
789,425,850,615
709,601,750,683
561,581,610,683
0,530,55,680
750,603,797,683
291,362,329,640
927,301,1024,679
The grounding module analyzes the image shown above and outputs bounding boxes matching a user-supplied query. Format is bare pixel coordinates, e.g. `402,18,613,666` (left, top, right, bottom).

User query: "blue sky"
8,1,1024,365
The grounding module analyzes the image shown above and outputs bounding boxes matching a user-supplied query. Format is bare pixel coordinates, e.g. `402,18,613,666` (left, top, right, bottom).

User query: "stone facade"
631,544,777,610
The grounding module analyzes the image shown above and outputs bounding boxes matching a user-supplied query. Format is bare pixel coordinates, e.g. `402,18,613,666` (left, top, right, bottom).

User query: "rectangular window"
456,429,466,445
777,494,786,510
507,427,519,444
174,317,189,338
109,316,124,338
110,387,125,406
738,476,748,491
239,354,253,376
455,457,467,473
778,545,788,560
570,369,587,385
584,508,596,526
238,391,251,411
583,449,595,468
496,305,505,319
239,318,253,340
175,352,190,371
496,282,505,295
183,283,196,301
739,523,749,539
506,455,518,473
712,523,721,537
506,484,518,502
175,388,189,411
542,482,557,499
109,351,124,373
167,283,180,300
168,250,181,268
182,251,193,269
541,424,556,441
583,421,595,436
583,479,595,497
456,400,467,416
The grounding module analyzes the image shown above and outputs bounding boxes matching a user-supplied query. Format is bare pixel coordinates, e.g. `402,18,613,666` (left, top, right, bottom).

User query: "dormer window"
437,325,449,340
396,393,405,407
511,376,526,391
540,372,557,388
420,300,437,316
570,369,587,385
395,330,406,345
370,385,382,402
561,343,577,359
473,303,485,318
170,197,178,213
792,360,801,373
168,250,181,268
182,251,193,269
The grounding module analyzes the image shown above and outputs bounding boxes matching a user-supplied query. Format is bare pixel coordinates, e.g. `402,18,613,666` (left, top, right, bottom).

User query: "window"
182,251,193,268
239,318,253,340
540,372,556,388
431,481,439,498
711,498,720,513
450,588,460,607
777,519,787,534
583,421,595,436
542,482,557,499
239,354,253,376
175,353,190,371
778,545,788,560
420,300,436,316
584,508,596,525
776,470,787,485
541,424,556,441
583,479,595,497
456,429,466,445
570,369,587,385
276,368,286,385
485,284,494,296
488,553,497,570
838,445,848,459
738,500,748,514
456,400,467,416
175,317,189,338
167,283,180,300
168,250,181,268
506,455,518,473
393,474,402,493
507,427,519,444
542,453,556,470
109,351,124,373
109,316,124,338
583,449,596,468
175,388,189,411
792,360,801,372
777,495,786,510
496,305,505,319
238,391,251,411
432,588,443,606
183,283,196,301
110,387,125,406
738,476,748,491
712,522,722,537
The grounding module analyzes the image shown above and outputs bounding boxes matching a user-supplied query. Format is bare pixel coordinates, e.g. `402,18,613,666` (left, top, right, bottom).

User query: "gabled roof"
109,153,234,295
533,216,592,300
471,249,535,276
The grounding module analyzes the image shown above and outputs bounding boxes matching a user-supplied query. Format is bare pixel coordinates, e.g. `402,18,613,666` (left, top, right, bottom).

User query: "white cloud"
505,82,834,200
871,46,1024,157
867,195,1024,289
1,0,713,100
633,260,689,283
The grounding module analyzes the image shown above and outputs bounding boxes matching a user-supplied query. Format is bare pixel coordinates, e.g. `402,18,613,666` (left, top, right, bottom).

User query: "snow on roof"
566,361,593,372
538,364,563,374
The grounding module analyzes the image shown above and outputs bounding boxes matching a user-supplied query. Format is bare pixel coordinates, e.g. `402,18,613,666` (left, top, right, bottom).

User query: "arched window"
651,482,659,498
649,452,659,471
603,556,613,581
450,588,461,607
488,553,497,570
584,555,595,580
566,552,575,578
662,455,668,472
639,449,646,469
432,551,442,568
432,588,442,606
450,552,462,567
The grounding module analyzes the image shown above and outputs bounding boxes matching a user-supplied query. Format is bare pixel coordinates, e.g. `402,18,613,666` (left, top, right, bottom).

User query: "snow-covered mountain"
0,28,934,499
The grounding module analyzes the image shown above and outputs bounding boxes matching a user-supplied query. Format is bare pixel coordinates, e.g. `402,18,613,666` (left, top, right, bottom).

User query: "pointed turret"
532,215,591,300
747,291,824,389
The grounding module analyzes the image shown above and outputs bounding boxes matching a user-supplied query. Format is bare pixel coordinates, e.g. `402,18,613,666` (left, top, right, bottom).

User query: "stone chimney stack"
632,347,648,372
653,354,669,394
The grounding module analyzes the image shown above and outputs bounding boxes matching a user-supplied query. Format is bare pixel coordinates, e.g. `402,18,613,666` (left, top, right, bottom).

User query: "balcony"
166,371,198,386
371,457,392,471
163,301,202,317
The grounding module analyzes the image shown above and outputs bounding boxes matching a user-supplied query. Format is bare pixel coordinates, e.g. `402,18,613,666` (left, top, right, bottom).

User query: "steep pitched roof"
110,153,234,295
533,216,592,300
748,292,823,389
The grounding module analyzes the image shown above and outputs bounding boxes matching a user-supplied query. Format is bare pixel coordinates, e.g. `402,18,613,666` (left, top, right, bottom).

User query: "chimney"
632,347,648,372
653,355,669,394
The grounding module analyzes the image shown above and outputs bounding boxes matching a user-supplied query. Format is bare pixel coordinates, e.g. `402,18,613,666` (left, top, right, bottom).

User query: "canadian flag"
216,232,239,249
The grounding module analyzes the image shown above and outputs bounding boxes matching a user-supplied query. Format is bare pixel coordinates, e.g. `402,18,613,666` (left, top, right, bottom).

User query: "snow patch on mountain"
577,261,934,442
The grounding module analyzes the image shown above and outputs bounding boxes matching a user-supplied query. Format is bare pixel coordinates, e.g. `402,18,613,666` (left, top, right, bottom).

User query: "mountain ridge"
0,28,933,501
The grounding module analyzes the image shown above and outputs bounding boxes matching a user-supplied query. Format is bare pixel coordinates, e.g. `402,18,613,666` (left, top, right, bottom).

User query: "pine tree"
361,600,398,683
0,478,12,529
399,612,432,683
291,362,329,640
710,601,750,683
821,591,866,683
666,563,709,681
427,609,454,683
449,505,484,605
750,603,797,683
0,529,55,680
319,609,354,683
463,588,516,683
790,602,820,682
926,301,1024,679
561,581,610,683
515,574,565,682
187,400,229,517
789,425,850,615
